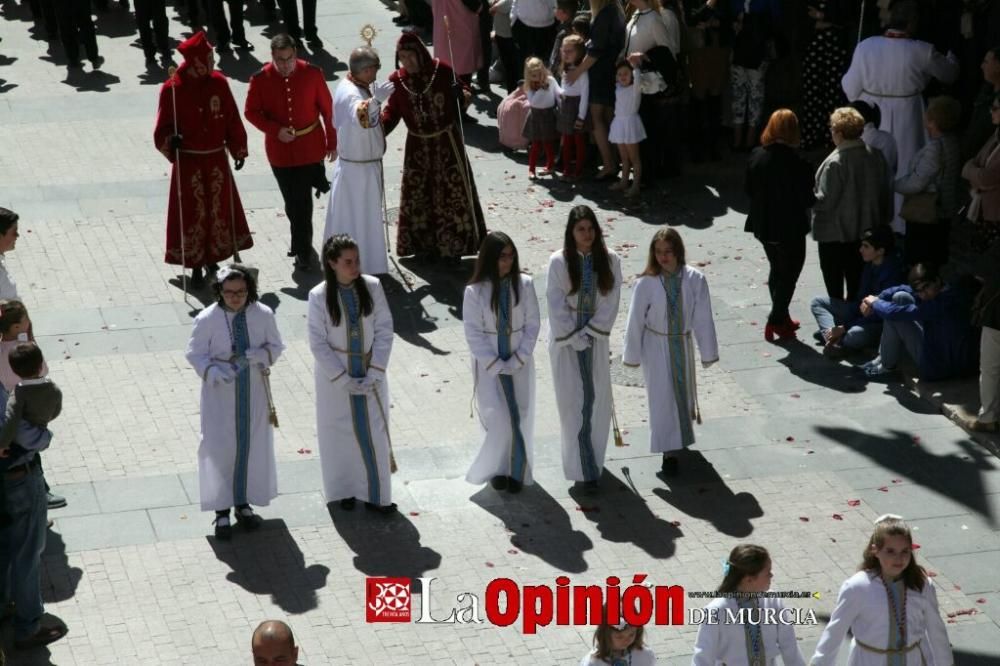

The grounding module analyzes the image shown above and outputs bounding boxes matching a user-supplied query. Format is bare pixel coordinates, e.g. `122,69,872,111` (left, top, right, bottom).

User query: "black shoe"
205,262,220,277
506,478,523,494
661,455,678,476
364,502,398,515
217,42,233,54
235,506,263,530
340,497,356,510
90,55,104,69
232,38,254,51
67,59,84,70
305,32,323,48
490,475,508,490
144,51,158,65
189,266,205,288
214,515,232,540
583,480,600,495
293,255,312,271
47,491,67,510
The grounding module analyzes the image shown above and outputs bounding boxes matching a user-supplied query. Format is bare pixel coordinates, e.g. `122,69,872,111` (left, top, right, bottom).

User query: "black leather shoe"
506,478,523,494
47,492,67,510
234,506,263,530
340,497,356,510
583,480,599,495
214,516,232,540
364,502,397,515
306,32,323,48
189,266,205,289
490,476,508,490
661,455,678,476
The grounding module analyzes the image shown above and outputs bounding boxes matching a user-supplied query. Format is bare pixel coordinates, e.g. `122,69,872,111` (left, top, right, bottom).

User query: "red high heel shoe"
765,322,797,342
787,318,801,330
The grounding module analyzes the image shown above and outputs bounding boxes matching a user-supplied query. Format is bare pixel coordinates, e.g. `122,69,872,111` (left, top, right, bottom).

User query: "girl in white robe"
186,265,286,540
308,234,396,513
547,205,622,489
622,228,718,475
579,612,657,666
811,515,954,666
464,231,540,492
691,544,806,666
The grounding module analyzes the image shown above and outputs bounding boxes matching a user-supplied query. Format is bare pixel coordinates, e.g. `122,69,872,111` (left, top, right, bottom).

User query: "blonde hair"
522,57,549,93
829,107,866,140
925,96,962,133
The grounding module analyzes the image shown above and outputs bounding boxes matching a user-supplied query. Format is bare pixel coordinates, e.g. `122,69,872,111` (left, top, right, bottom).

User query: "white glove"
502,358,523,375
346,379,369,395
207,365,234,386
245,347,269,369
486,358,505,377
569,332,592,352
360,374,381,393
372,80,395,103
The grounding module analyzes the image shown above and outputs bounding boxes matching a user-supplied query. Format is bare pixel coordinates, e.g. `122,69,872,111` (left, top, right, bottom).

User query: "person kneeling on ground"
810,226,903,358
860,263,979,381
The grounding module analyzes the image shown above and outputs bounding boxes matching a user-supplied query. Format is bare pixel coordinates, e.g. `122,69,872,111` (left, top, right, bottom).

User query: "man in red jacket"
245,34,336,271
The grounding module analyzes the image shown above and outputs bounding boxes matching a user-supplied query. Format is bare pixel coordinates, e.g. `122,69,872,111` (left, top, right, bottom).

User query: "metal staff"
167,66,194,308
857,0,866,45
261,366,279,427
442,14,481,247
611,387,625,447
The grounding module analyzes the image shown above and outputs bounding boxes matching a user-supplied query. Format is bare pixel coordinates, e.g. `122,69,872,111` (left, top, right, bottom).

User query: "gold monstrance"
360,24,377,47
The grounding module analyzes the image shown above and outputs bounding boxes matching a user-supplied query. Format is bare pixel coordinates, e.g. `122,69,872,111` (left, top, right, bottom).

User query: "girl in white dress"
464,231,540,493
623,228,718,475
608,61,647,197
307,235,396,514
579,611,656,666
186,265,286,540
691,544,806,666
547,205,622,491
810,515,954,666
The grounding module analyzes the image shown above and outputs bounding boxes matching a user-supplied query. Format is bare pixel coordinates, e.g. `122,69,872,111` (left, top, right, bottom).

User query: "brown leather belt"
293,120,320,137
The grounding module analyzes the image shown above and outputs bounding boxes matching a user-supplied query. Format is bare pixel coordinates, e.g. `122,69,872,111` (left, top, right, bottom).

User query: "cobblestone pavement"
1,1,999,664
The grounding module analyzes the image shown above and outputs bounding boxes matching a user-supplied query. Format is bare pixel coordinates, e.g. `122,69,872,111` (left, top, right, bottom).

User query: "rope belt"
293,120,320,137
339,156,383,164
331,347,373,364
855,638,923,657
180,147,226,155
410,126,453,139
643,327,703,424
862,89,920,99
482,327,524,335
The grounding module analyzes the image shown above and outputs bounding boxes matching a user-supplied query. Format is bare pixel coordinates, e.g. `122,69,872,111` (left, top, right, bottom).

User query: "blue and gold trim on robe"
497,277,528,482
231,310,251,506
575,254,599,481
662,271,695,447
341,285,381,505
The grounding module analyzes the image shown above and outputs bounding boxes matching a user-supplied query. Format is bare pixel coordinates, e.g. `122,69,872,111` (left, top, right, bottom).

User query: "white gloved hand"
245,347,269,369
569,332,592,352
360,374,380,393
372,80,396,103
346,379,369,395
502,358,523,375
486,358,505,377
207,365,233,386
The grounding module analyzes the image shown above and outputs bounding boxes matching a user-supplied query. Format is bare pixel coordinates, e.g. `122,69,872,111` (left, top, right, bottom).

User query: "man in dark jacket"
861,263,979,381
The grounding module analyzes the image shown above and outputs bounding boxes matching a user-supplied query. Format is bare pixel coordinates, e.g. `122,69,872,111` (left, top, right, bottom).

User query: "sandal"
213,515,232,541
14,624,67,650
234,506,263,531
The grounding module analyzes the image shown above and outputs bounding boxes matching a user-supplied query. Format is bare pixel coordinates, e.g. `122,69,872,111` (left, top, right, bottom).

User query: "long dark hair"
563,205,614,295
469,231,521,315
859,516,927,591
322,234,373,327
211,264,260,307
591,605,645,661
718,544,770,594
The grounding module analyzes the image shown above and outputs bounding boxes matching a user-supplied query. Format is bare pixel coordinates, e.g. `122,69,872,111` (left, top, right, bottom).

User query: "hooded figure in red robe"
154,31,253,285
382,33,487,262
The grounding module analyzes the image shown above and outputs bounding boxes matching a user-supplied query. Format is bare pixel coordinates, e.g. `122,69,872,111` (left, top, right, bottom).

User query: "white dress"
186,302,285,511
608,71,646,145
692,597,806,666
463,274,540,485
810,571,954,666
324,79,389,275
622,266,718,453
842,35,959,232
580,647,657,666
307,276,395,506
0,253,18,301
546,250,622,482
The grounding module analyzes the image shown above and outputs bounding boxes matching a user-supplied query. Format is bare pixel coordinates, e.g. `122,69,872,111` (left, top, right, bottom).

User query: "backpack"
497,87,530,150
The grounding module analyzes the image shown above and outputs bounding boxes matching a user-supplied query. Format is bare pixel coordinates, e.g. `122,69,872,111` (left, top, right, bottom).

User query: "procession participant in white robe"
579,609,656,666
841,0,959,233
622,227,718,476
546,205,622,492
811,515,954,666
307,234,397,514
691,544,806,666
186,265,286,540
323,47,395,275
464,231,540,493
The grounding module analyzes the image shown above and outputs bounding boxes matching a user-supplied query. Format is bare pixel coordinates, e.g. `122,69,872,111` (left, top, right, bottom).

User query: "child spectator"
556,35,590,180
608,60,646,197
549,0,579,71
579,609,655,665
522,56,562,178
571,10,591,40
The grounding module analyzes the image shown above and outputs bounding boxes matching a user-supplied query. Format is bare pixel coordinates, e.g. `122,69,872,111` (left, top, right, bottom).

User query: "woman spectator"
800,1,852,150
511,0,559,66
729,0,781,152
895,96,962,268
0,208,20,301
961,92,1000,254
565,0,626,180
186,265,286,540
744,109,816,342
685,0,734,162
813,106,890,302
623,0,680,182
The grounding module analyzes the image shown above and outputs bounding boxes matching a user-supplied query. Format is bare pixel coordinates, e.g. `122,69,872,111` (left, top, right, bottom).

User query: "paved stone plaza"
1,1,999,664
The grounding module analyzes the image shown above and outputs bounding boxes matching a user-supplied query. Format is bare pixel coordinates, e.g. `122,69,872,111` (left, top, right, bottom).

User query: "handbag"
899,190,938,224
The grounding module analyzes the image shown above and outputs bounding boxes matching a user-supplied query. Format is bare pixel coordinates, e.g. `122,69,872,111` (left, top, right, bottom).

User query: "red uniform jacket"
244,60,337,168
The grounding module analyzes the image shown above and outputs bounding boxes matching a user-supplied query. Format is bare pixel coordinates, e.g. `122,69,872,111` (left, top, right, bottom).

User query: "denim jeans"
810,296,877,349
0,464,47,640
879,292,924,369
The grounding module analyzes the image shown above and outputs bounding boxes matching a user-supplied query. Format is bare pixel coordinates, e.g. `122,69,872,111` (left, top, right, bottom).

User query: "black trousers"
134,0,169,57
638,93,683,182
477,4,493,87
261,0,317,37
56,0,99,62
28,0,59,36
184,0,203,25
495,34,519,92
272,163,319,259
207,0,244,44
818,240,864,302
904,220,950,269
511,20,557,70
762,237,807,325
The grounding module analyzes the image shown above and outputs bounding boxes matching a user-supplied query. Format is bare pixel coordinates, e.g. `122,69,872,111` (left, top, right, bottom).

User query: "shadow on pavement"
93,5,138,39
470,484,592,574
776,338,869,394
381,266,467,355
61,67,121,92
652,451,763,538
42,530,83,604
216,50,265,83
568,469,682,560
327,505,441,593
208,519,330,614
815,425,998,526
303,47,345,82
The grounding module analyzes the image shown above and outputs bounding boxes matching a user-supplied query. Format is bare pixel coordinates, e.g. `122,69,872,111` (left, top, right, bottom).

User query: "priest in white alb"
323,46,395,275
841,0,959,232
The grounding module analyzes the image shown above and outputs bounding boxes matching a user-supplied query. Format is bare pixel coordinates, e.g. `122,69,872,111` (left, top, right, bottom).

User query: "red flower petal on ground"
790,393,800,398
891,479,902,484
977,598,987,604
832,514,843,520
847,499,861,506
786,436,795,442
670,520,681,527
296,448,311,455
409,511,420,516
912,543,921,550
485,562,495,568
799,516,810,522
877,486,889,492
508,549,519,555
